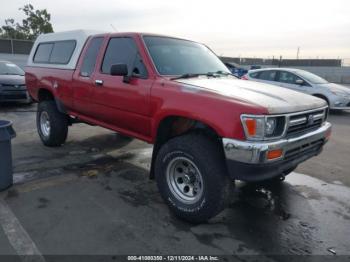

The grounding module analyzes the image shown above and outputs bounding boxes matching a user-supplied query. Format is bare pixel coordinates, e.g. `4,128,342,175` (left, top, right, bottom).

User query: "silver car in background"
243,68,350,110
0,61,32,104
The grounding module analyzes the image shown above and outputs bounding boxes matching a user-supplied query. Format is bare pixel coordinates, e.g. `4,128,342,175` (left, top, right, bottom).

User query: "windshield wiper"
171,73,203,80
207,71,234,77
171,71,234,80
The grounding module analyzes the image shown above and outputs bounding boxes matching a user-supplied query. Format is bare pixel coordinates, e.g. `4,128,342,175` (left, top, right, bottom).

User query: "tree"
0,4,53,40
0,19,27,39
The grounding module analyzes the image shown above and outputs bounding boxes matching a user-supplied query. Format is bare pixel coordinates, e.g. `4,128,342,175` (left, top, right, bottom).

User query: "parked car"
224,62,248,78
0,61,32,104
242,68,350,110
26,30,331,223
250,65,261,70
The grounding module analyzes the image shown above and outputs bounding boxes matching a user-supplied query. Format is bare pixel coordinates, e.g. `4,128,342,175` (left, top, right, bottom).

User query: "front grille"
0,92,27,100
284,139,324,161
1,84,26,91
286,109,326,138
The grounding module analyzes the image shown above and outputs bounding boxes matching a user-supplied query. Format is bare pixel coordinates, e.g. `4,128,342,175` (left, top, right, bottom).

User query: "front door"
91,36,152,137
276,71,312,94
255,70,278,86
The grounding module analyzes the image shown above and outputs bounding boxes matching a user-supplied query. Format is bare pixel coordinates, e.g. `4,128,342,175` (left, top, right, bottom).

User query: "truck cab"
25,30,331,223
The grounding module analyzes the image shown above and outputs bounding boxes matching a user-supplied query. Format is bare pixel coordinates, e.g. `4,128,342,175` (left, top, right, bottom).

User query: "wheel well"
156,116,219,143
149,116,220,179
37,88,68,116
38,89,54,102
313,94,329,106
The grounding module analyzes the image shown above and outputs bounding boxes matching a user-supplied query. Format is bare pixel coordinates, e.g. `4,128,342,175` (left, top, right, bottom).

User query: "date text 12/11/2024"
127,255,219,261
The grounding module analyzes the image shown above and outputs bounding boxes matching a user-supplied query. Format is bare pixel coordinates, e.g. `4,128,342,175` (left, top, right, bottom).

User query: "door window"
277,71,303,84
258,70,277,81
101,37,147,77
249,72,259,79
80,37,104,77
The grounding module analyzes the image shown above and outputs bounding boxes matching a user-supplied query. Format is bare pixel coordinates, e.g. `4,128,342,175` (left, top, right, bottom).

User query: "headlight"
265,118,276,136
241,115,285,140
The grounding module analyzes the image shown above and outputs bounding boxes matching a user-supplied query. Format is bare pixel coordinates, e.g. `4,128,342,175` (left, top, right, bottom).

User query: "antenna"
110,24,118,32
297,47,300,59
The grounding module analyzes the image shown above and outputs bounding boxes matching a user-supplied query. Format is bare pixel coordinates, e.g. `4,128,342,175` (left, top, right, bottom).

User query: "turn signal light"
325,128,332,140
244,119,256,136
267,149,283,160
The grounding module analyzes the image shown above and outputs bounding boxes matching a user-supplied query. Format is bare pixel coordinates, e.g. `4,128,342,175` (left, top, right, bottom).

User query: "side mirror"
110,64,128,76
295,79,304,85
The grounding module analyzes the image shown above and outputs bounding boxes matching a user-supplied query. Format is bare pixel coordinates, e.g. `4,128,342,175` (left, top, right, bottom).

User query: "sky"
1,0,350,59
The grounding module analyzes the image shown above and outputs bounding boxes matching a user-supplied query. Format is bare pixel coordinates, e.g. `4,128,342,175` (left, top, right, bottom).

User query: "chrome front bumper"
223,122,331,164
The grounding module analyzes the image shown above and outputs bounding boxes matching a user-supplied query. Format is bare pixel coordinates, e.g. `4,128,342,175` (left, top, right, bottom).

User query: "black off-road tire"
155,132,233,223
37,100,68,147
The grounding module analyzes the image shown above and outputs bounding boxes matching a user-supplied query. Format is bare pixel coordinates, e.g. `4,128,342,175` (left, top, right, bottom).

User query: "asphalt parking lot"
0,101,349,261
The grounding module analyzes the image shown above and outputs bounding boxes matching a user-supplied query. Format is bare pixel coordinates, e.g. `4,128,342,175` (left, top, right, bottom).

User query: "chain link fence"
0,38,34,55
221,56,343,67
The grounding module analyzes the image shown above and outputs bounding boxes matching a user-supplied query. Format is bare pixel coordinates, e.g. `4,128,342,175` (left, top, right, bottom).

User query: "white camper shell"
27,30,104,70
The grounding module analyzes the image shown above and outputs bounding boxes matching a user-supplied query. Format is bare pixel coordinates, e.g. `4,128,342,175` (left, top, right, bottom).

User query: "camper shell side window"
33,40,77,65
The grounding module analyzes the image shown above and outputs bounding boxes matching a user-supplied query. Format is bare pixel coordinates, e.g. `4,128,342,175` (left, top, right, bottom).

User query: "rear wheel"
37,100,68,147
155,133,233,223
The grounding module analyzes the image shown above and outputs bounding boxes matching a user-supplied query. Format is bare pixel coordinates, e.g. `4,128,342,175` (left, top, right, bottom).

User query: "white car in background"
242,68,350,110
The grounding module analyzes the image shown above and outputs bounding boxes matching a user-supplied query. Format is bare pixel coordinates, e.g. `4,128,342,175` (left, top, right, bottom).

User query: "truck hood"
176,77,326,114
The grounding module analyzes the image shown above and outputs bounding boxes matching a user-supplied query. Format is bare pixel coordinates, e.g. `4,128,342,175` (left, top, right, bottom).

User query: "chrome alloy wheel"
40,111,51,137
166,156,204,204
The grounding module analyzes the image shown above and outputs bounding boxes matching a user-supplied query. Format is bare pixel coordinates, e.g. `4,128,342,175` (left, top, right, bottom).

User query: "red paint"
25,33,268,143
241,74,248,80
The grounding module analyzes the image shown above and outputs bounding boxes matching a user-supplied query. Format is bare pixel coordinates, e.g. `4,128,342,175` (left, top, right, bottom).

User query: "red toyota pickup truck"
25,30,331,223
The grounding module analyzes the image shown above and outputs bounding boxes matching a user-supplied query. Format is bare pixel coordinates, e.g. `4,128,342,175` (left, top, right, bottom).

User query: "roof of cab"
27,30,105,70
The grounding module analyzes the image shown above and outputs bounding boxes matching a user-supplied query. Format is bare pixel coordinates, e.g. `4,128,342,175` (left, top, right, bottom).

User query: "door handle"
95,79,104,86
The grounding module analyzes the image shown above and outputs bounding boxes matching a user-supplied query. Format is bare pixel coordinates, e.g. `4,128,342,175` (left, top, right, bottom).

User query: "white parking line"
0,199,45,262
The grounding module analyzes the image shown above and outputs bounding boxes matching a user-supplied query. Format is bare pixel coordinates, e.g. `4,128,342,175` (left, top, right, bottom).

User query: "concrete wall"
0,53,29,68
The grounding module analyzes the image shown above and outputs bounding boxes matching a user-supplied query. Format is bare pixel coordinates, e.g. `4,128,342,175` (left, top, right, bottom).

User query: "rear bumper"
222,122,332,181
0,90,31,102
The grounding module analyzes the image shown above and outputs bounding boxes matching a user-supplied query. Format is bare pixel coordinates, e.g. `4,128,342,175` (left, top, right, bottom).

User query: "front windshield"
296,70,328,84
143,36,230,76
0,62,24,75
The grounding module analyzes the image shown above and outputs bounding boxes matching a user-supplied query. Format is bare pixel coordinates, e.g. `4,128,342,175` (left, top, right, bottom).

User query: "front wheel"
37,100,68,147
155,133,233,223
